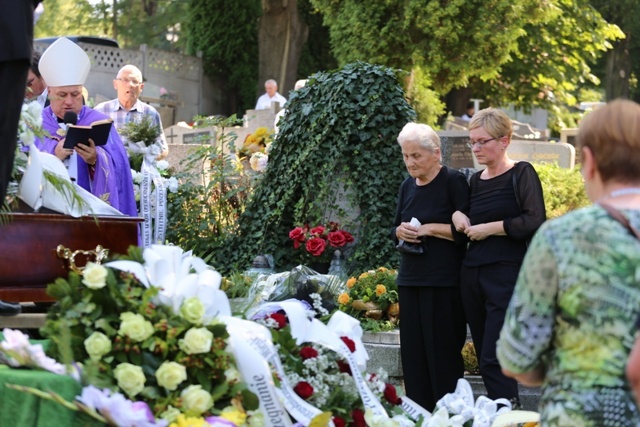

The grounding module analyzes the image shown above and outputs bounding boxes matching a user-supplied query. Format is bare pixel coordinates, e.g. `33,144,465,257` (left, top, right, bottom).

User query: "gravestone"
244,109,279,131
504,140,575,169
438,130,475,169
164,125,215,146
164,125,217,181
560,128,580,164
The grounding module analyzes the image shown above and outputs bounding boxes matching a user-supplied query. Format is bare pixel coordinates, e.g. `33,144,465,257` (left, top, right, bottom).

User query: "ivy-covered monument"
227,61,416,273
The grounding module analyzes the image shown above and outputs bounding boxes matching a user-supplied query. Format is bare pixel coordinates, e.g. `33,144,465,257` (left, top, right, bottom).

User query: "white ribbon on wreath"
128,141,167,247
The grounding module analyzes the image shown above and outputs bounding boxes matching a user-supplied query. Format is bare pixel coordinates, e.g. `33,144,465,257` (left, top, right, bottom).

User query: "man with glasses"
94,64,168,159
25,51,48,107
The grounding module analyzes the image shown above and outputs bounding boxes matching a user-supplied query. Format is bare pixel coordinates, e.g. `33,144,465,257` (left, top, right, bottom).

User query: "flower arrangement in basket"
338,267,400,329
39,245,260,426
289,222,354,265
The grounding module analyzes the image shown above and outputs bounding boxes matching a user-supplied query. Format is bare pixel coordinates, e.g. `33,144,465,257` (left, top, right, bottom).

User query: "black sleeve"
448,169,470,245
504,162,547,240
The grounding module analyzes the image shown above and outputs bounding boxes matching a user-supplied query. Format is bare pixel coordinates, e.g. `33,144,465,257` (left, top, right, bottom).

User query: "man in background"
94,64,168,159
255,78,287,110
25,51,48,107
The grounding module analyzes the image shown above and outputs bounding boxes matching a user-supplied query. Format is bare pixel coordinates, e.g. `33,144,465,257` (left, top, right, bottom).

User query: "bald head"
113,64,144,111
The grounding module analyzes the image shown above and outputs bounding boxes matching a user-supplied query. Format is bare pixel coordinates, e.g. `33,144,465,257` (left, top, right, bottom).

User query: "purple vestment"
36,106,138,217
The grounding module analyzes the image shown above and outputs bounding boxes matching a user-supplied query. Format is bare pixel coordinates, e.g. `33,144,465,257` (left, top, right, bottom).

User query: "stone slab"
438,130,475,169
164,125,215,145
505,140,575,169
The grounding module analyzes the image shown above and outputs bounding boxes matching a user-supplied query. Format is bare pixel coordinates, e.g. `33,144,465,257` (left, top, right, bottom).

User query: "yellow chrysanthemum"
358,272,369,280
169,414,208,427
338,292,350,305
377,267,388,273
221,407,247,426
375,285,386,296
346,277,357,288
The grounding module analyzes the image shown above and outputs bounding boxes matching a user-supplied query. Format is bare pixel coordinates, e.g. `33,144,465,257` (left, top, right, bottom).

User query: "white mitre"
39,37,91,87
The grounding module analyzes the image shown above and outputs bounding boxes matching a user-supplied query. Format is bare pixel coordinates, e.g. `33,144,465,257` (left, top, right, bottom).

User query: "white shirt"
255,92,287,110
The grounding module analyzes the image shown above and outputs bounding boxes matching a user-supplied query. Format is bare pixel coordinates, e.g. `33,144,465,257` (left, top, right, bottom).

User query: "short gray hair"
397,122,441,152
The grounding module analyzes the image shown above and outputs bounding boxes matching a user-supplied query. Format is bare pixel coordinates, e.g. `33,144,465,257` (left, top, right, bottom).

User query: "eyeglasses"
467,137,500,149
116,78,142,87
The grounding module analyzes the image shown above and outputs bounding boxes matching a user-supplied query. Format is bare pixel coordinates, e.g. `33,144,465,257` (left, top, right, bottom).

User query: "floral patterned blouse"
497,204,640,426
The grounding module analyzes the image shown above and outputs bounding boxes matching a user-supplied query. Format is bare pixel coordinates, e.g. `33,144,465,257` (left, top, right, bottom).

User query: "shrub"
534,162,590,219
224,61,416,274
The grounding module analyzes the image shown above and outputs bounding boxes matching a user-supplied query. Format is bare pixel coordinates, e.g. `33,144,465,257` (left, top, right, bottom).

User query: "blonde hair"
468,107,513,140
397,122,440,152
577,99,640,183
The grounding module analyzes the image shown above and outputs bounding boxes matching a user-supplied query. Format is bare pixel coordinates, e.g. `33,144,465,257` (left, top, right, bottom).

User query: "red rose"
333,417,346,427
269,313,287,329
289,227,306,242
300,346,318,360
350,409,366,427
383,383,402,405
337,359,352,375
341,230,354,243
327,230,347,247
305,237,326,257
293,381,314,400
310,225,326,237
341,336,356,352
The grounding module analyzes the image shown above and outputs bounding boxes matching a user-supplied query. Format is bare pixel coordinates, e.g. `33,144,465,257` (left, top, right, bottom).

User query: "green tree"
184,0,261,115
309,0,622,124
35,0,102,38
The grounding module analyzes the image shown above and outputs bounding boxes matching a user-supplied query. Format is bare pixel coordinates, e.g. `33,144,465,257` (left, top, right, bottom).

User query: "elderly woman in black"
392,122,470,410
452,107,546,407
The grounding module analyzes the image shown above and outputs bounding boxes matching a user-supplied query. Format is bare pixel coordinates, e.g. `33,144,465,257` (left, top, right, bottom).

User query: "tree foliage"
35,0,102,38
184,0,261,114
222,62,416,274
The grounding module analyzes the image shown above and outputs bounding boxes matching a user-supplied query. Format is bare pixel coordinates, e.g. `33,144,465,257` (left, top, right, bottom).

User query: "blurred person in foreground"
452,107,546,406
94,64,168,160
392,122,470,410
498,99,640,426
35,37,137,217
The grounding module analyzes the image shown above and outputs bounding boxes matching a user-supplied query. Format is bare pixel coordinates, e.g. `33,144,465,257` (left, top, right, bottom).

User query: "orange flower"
375,285,386,296
346,277,357,289
358,272,369,280
338,292,350,305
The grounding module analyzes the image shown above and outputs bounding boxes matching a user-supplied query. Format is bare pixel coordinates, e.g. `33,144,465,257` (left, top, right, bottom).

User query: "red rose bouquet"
288,222,354,264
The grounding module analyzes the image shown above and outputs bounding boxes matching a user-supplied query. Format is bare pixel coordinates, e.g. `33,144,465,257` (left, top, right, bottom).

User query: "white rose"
156,159,169,170
155,361,187,391
82,262,108,289
84,331,112,361
179,327,213,354
113,363,146,397
118,312,154,342
167,176,179,193
181,384,214,415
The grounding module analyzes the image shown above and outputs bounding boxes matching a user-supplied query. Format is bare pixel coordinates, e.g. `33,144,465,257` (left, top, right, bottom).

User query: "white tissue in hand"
409,217,421,227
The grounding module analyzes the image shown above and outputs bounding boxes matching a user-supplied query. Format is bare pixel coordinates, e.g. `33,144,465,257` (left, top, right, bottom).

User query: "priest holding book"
34,37,137,218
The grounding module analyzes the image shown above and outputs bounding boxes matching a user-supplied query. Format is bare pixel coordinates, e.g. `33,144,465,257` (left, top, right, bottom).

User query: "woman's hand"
75,138,97,166
452,210,470,232
54,139,74,161
396,222,421,243
465,221,506,241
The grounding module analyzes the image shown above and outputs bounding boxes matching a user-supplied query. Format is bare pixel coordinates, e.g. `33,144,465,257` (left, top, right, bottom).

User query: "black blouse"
391,166,470,287
463,161,546,267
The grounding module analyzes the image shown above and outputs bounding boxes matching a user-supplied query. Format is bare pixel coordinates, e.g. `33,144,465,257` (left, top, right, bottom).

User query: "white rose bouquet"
40,245,259,425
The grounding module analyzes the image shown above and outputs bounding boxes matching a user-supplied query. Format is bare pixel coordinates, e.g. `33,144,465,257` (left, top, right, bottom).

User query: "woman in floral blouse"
497,99,640,426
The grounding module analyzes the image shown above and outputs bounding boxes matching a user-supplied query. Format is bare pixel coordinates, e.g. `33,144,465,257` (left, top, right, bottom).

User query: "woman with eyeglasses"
452,107,546,407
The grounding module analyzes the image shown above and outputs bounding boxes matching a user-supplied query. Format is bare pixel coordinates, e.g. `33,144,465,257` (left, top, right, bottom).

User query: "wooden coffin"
0,212,141,303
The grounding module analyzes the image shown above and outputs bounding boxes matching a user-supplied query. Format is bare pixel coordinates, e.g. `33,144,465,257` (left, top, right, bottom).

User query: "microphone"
63,111,77,125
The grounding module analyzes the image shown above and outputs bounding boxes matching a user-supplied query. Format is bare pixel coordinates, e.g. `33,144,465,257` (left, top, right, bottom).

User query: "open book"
63,118,113,149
